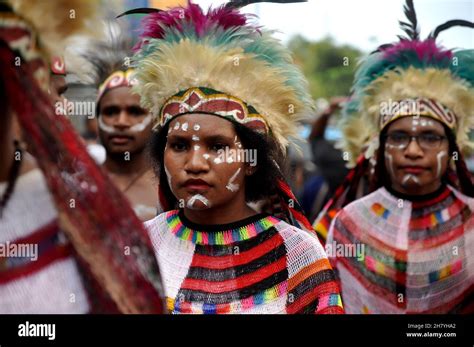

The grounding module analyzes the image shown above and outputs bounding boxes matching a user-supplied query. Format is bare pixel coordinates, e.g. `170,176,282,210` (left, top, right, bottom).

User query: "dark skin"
0,109,42,184
50,75,68,102
99,86,152,156
0,109,16,182
50,74,68,115
384,116,450,196
164,113,257,225
99,86,157,221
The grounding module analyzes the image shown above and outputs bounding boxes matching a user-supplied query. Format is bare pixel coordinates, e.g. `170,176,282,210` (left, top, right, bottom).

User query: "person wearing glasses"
325,0,474,313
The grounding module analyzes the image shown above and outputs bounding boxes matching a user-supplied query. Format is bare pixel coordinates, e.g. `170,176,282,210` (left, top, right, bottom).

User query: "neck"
386,181,446,201
104,149,149,176
0,112,15,182
183,194,256,226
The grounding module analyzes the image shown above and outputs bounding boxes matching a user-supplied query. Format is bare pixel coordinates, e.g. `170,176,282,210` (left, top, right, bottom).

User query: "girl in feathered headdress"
124,0,344,314
316,0,474,313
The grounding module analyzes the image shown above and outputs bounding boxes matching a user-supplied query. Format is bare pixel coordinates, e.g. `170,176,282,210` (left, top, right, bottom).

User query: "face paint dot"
182,122,189,131
194,145,200,151
203,153,210,160
174,122,180,130
214,158,223,164
192,135,199,141
193,124,200,131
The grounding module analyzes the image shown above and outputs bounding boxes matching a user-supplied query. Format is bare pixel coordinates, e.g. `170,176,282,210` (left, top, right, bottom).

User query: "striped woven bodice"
146,209,344,314
0,170,90,313
328,185,474,313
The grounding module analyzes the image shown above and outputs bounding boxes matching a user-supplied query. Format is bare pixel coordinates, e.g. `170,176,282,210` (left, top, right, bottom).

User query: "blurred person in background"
0,0,164,313
81,22,160,221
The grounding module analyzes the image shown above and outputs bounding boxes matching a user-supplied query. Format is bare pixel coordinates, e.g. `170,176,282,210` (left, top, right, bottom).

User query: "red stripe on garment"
190,232,284,269
411,187,451,209
11,220,60,245
181,256,287,293
0,245,72,285
286,281,342,314
338,256,404,307
336,212,408,261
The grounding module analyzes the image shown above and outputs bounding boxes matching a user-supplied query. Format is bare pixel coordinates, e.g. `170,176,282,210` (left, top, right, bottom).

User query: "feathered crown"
79,21,136,102
122,0,312,151
1,0,100,89
339,0,474,167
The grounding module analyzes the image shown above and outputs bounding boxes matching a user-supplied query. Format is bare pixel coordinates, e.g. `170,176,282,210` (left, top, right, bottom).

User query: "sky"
195,0,474,52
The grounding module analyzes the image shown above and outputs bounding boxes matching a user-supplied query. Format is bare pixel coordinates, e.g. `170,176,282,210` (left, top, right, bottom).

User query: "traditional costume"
319,0,474,313
124,0,343,314
0,0,165,313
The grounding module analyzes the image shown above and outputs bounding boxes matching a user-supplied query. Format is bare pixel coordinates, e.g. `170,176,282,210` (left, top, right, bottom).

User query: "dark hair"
149,117,286,208
372,122,474,196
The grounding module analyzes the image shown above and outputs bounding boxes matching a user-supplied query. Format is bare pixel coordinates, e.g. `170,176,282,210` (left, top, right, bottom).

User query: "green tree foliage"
288,35,363,99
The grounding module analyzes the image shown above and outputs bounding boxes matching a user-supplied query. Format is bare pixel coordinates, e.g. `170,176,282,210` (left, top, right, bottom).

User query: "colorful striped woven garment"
146,209,344,314
327,185,474,313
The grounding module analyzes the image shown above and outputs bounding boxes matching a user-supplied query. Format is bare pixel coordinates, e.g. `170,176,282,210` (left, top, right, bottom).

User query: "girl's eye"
210,143,228,152
101,107,119,116
170,142,188,152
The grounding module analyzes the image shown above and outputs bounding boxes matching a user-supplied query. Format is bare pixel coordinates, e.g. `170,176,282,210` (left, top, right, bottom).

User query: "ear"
245,163,257,176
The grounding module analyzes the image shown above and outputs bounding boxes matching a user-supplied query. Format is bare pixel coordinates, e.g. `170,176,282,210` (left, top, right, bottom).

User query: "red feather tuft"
382,39,453,63
137,2,251,45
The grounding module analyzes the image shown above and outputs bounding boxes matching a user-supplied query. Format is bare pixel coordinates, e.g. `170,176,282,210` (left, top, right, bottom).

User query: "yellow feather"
134,40,312,151
6,0,101,57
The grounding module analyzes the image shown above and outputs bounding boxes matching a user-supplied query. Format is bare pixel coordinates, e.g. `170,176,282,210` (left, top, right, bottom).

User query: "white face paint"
385,151,396,178
226,168,241,192
401,174,421,186
128,114,153,132
99,114,152,134
234,135,242,149
174,122,181,130
412,118,419,132
186,194,210,209
214,157,223,164
193,124,201,131
164,164,172,187
181,122,189,131
194,145,200,151
436,151,447,178
386,143,406,150
192,135,200,141
98,116,116,133
203,153,210,160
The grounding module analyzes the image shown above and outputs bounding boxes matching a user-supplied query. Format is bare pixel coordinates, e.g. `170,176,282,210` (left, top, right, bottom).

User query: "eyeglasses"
385,132,447,150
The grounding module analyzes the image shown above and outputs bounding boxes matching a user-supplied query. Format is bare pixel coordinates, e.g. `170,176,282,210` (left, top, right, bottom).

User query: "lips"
109,135,133,145
183,179,211,191
400,166,426,174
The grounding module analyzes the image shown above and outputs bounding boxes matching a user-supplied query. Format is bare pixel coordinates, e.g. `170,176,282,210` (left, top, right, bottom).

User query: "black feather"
429,19,474,39
116,7,161,19
78,21,135,87
371,44,393,54
398,0,419,41
226,0,306,9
